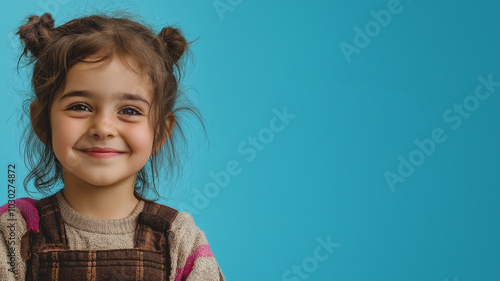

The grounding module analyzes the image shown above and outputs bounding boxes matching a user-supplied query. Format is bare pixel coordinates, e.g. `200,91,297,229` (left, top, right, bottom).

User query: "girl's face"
49,55,155,188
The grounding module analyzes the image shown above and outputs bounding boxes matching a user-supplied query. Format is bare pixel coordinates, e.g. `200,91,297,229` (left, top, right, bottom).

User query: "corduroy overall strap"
135,199,179,250
26,193,179,281
34,194,69,249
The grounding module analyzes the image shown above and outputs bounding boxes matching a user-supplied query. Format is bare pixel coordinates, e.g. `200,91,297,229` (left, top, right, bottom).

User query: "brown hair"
16,12,204,201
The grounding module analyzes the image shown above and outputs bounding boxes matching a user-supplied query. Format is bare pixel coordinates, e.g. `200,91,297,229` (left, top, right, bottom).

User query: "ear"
30,100,49,146
152,113,175,155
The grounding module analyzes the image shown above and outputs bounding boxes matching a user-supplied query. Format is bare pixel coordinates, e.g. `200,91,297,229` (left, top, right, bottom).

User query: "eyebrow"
58,90,150,106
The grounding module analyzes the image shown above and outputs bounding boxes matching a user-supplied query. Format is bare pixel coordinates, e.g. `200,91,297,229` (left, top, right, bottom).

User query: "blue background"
1,0,499,280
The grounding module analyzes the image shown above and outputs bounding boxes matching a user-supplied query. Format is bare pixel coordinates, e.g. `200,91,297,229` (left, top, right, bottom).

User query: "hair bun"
157,26,188,64
17,13,55,58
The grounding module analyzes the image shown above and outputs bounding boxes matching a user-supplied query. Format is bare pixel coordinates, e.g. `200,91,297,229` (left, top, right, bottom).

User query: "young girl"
0,12,224,280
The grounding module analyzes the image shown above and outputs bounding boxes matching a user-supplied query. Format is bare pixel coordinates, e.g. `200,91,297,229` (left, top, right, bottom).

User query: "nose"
88,112,118,140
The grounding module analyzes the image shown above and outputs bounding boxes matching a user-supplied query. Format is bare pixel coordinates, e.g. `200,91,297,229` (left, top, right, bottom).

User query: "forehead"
57,54,153,101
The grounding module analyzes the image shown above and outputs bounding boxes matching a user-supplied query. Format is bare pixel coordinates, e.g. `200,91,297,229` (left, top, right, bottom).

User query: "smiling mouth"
76,148,125,159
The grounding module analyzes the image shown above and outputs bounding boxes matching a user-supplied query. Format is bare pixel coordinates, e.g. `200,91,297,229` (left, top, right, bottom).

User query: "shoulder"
0,204,30,280
0,204,29,247
171,212,205,240
0,198,39,232
0,205,28,232
169,212,225,281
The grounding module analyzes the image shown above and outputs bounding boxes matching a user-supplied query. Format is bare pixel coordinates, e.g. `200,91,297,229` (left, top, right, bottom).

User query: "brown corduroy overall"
21,193,178,281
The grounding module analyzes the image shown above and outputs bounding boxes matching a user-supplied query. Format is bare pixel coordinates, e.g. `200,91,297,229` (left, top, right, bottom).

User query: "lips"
80,147,122,153
77,147,125,158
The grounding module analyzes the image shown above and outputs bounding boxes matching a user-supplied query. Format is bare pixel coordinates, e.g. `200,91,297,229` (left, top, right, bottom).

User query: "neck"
61,173,140,220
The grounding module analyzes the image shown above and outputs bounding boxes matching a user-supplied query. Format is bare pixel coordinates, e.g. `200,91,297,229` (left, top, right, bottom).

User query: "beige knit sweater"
0,190,224,280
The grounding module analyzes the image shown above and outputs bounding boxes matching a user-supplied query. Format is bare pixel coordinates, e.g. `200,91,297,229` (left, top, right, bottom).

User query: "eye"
67,103,90,112
119,107,142,116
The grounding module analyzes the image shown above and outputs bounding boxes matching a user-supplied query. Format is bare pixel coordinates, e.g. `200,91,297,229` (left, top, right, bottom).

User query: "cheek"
50,114,81,151
50,114,85,168
125,123,155,154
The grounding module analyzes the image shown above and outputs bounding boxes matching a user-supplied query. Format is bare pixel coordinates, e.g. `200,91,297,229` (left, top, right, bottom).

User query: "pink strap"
0,198,40,232
174,244,215,281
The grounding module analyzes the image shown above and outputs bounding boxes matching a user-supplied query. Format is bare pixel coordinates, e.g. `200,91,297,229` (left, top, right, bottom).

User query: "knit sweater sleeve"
169,212,225,281
0,206,28,281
